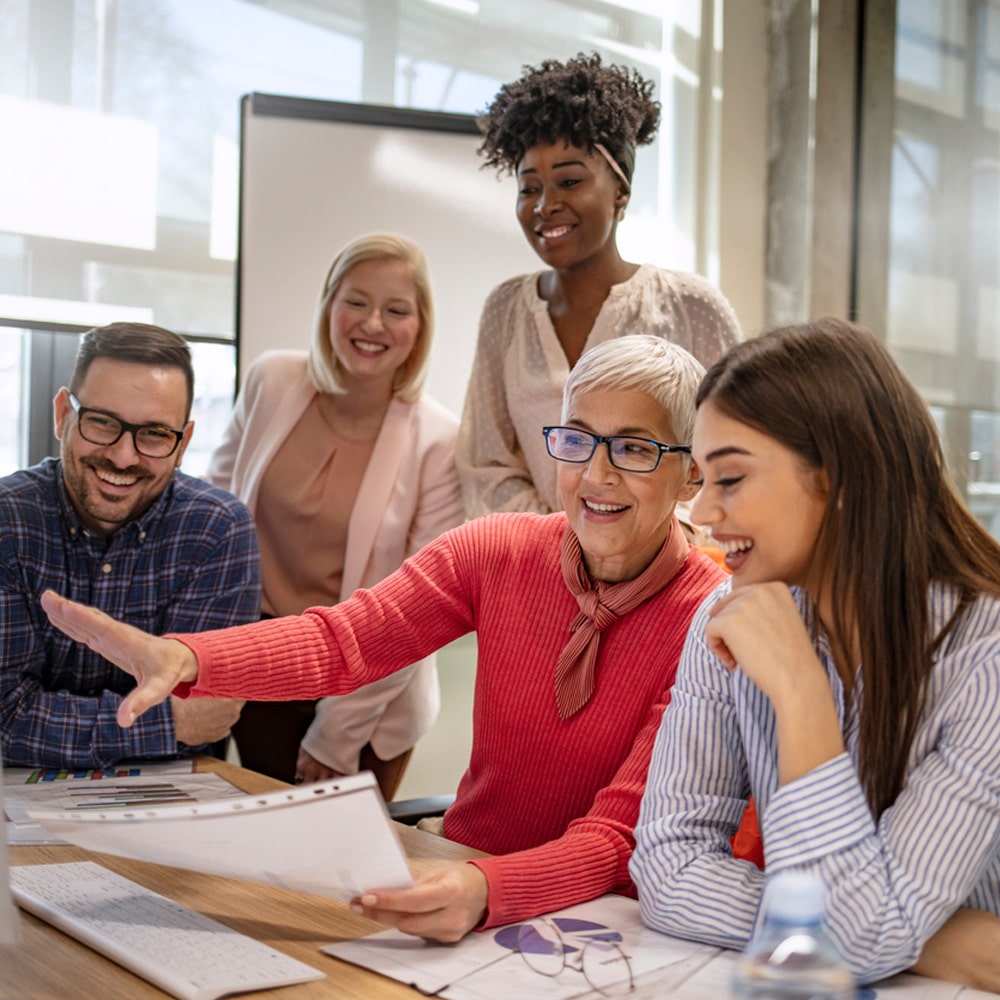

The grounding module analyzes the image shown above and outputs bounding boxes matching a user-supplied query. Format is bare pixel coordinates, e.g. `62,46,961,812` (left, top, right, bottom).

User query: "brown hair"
70,322,194,420
697,317,1000,817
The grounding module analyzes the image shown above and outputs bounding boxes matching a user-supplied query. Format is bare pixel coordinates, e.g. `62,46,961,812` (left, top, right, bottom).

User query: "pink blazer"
207,350,463,772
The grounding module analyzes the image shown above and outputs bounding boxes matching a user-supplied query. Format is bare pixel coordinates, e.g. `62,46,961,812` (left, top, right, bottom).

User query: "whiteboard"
237,92,538,417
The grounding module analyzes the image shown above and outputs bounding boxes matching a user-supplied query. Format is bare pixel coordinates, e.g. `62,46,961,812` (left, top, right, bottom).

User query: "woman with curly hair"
457,51,742,518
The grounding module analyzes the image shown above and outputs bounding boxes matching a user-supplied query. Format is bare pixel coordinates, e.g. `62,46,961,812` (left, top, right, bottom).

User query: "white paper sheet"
325,895,719,999
26,771,412,901
325,893,982,1000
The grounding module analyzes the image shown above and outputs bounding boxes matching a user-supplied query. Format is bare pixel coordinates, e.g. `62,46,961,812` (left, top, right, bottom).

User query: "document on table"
25,771,412,902
4,762,243,845
4,757,195,786
325,894,720,1000
326,893,991,1000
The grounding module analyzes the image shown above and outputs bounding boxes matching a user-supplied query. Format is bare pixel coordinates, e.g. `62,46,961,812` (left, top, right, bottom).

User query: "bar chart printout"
4,766,243,845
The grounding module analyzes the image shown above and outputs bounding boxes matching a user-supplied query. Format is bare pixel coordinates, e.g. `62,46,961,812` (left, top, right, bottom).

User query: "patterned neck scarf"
555,517,689,719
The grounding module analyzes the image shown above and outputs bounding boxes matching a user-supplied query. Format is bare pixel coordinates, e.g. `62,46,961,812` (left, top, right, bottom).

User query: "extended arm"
44,527,478,728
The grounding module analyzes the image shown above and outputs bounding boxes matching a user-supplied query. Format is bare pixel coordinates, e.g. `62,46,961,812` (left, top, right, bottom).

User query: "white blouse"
456,263,742,518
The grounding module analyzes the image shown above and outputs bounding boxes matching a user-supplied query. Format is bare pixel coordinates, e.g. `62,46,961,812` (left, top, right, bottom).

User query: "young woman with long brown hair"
631,318,1000,987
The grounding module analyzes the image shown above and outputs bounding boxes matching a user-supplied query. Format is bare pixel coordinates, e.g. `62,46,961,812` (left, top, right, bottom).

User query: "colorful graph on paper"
24,766,144,783
4,770,245,844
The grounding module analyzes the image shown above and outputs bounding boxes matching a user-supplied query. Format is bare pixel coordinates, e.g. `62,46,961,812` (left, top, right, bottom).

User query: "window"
857,0,1000,538
0,0,721,477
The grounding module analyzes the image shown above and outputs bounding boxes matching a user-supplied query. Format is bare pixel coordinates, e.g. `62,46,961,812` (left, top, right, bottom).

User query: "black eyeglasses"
68,394,187,458
543,426,690,474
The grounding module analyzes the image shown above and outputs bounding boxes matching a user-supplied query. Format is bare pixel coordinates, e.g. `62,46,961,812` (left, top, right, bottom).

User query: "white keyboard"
10,861,325,1000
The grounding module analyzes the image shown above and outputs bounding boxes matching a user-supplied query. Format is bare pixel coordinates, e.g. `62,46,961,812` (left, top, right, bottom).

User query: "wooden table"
3,760,977,1000
2,758,483,999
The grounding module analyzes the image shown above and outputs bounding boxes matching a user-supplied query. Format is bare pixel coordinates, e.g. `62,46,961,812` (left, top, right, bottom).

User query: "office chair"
386,794,455,826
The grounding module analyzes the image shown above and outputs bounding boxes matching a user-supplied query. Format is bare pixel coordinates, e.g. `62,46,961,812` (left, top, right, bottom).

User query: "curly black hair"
477,52,661,181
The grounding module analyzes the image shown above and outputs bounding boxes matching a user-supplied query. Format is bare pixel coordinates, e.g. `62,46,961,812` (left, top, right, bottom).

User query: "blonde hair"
562,335,705,450
307,232,434,403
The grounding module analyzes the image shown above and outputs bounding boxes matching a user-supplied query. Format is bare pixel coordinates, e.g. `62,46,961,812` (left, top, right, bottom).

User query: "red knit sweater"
177,512,724,928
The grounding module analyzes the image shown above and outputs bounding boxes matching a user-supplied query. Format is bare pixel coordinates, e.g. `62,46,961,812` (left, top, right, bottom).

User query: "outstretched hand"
40,590,199,728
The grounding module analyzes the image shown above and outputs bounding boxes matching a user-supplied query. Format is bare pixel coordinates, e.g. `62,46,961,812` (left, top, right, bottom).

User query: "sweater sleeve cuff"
469,835,624,930
163,633,205,699
468,857,509,930
762,753,875,868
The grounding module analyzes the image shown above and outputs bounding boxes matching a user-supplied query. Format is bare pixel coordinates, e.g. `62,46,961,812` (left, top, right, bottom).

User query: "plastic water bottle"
730,871,855,999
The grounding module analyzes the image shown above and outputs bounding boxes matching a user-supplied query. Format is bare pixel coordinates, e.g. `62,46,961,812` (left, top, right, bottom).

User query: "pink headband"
594,143,631,192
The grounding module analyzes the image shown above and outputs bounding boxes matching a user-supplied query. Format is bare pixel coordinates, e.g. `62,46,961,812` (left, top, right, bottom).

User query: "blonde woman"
208,232,463,796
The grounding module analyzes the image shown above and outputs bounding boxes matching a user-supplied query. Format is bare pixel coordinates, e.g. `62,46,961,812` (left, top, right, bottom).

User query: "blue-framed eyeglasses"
68,394,187,459
543,426,691,474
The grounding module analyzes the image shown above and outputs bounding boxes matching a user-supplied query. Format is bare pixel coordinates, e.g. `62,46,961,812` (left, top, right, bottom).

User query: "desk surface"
2,760,974,1000
3,758,480,1000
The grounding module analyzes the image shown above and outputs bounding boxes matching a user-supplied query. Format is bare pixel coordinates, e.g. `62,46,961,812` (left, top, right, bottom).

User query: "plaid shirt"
0,458,260,768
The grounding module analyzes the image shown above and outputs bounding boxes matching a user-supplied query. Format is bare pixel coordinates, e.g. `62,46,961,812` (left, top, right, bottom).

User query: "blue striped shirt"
630,578,1000,983
0,458,260,768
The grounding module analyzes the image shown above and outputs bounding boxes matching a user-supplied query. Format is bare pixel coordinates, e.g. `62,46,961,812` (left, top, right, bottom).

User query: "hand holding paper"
352,862,489,942
41,590,197,727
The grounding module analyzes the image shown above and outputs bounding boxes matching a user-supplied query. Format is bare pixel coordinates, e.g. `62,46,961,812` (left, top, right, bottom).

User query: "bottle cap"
762,871,825,922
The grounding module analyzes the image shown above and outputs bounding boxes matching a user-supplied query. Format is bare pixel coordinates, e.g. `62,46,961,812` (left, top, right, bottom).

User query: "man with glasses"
0,322,259,769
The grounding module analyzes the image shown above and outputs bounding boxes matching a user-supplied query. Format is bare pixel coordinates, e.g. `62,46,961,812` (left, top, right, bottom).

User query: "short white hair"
562,335,705,447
